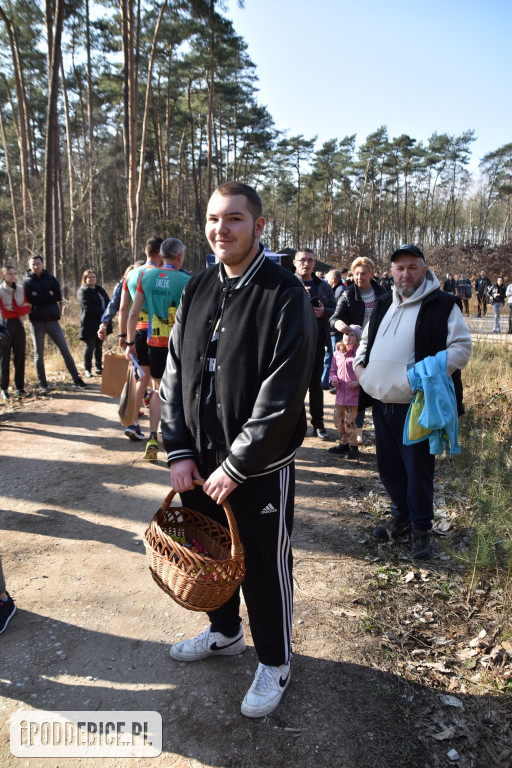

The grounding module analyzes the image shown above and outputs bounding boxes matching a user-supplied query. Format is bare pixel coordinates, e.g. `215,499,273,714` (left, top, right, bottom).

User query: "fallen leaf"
432,726,456,741
419,661,451,673
457,648,479,660
469,629,487,647
440,694,464,709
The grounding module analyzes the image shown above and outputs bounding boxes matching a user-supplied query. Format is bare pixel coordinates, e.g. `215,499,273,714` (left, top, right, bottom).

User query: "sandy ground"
0,322,510,768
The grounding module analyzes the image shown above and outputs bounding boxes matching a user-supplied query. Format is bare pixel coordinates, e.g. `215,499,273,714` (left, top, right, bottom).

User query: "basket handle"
160,479,243,559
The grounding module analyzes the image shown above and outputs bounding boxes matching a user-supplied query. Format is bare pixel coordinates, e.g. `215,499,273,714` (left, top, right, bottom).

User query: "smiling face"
392,254,427,298
205,193,265,277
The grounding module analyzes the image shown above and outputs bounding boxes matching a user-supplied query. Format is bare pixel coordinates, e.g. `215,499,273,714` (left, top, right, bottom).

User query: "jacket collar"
217,245,266,289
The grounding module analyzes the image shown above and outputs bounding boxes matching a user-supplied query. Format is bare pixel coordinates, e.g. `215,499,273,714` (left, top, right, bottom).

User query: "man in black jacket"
293,250,336,439
23,255,86,392
160,182,316,718
475,269,491,317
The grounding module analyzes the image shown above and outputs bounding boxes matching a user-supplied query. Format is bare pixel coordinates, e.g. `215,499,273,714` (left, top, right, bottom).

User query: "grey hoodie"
354,270,472,404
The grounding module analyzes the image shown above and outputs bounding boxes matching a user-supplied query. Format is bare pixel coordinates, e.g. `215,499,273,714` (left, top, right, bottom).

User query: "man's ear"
255,216,265,238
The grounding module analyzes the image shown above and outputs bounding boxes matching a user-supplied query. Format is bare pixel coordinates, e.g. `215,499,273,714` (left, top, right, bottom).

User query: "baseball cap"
390,244,425,262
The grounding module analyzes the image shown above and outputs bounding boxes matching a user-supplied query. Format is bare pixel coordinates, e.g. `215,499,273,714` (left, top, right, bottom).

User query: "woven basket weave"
144,481,245,612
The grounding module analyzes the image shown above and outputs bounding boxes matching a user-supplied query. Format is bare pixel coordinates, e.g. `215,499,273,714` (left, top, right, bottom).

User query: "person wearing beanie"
328,324,362,459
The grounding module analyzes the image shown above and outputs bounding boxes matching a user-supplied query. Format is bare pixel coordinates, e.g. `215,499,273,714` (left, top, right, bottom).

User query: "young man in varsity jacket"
159,182,316,718
354,244,472,560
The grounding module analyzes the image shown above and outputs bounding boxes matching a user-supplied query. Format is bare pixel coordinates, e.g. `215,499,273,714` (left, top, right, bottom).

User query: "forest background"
0,0,511,288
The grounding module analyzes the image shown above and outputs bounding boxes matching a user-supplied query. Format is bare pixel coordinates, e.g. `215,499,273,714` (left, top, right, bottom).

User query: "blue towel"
404,351,460,455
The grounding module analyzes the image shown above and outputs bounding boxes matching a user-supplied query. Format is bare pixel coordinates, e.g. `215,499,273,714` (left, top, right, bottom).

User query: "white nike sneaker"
241,661,291,718
169,626,246,661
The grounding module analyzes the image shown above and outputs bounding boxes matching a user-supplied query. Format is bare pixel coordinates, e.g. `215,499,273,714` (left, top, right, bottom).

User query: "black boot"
328,442,348,454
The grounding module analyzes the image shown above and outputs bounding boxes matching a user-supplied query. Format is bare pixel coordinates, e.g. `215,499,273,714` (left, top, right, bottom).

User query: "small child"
327,324,362,459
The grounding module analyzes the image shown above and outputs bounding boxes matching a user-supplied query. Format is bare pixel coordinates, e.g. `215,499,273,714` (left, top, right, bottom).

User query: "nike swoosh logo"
279,674,290,688
210,636,242,651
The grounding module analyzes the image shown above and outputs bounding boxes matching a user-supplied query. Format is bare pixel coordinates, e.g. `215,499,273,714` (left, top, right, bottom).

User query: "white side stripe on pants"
277,465,293,662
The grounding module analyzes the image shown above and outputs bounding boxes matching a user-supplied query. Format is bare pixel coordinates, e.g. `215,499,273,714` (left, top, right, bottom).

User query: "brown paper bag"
118,361,139,426
101,353,129,398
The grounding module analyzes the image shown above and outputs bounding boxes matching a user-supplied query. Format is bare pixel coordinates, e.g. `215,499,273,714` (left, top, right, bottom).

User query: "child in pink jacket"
327,324,362,459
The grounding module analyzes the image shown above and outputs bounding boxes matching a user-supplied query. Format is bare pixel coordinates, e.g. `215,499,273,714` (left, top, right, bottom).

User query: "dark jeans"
321,336,334,389
29,320,79,386
355,408,365,429
477,293,487,316
0,318,25,391
373,401,435,531
509,304,512,333
308,341,326,428
82,334,104,373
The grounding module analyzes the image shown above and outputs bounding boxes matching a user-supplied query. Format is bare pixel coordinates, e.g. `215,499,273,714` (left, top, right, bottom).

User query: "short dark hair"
145,237,164,259
29,254,43,263
213,182,263,220
161,237,184,260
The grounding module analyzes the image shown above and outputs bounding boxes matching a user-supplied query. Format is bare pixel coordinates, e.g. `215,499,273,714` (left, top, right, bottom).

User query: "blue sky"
224,0,511,176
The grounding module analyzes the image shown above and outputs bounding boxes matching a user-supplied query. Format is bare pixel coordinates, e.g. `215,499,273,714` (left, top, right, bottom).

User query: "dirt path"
0,383,510,768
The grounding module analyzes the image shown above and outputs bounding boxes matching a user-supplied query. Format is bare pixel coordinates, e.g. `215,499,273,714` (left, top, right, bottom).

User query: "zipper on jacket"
195,287,227,455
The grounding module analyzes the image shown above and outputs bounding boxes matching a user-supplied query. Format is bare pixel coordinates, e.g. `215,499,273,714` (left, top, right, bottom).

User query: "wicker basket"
144,480,245,612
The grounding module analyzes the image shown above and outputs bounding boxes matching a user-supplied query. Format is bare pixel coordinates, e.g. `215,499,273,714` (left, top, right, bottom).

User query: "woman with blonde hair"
77,269,111,377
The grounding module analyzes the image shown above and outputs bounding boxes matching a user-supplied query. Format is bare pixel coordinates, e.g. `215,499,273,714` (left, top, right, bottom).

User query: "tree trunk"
0,5,33,250
120,0,138,261
43,0,65,276
355,159,370,242
187,79,202,228
0,109,21,259
134,0,168,250
85,0,97,269
60,60,78,282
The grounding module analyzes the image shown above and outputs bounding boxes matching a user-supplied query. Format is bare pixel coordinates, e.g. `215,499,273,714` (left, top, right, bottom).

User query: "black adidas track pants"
181,462,295,667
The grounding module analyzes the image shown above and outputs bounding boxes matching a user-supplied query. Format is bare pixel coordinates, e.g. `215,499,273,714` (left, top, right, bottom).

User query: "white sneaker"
241,661,291,718
169,626,245,662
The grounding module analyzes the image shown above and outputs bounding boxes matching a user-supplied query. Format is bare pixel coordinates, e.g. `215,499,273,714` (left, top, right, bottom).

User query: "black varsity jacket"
160,249,317,483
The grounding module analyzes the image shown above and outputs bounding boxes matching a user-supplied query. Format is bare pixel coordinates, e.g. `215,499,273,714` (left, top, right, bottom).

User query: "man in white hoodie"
354,244,471,559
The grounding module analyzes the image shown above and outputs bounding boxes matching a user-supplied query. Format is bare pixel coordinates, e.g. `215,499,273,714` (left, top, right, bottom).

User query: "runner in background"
125,238,189,460
118,239,163,441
